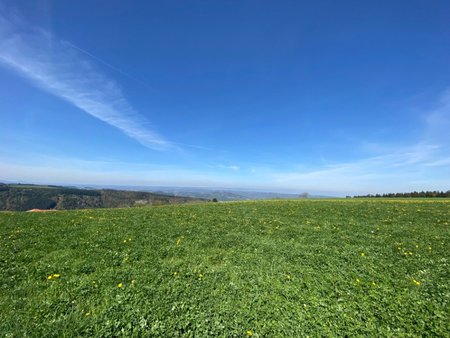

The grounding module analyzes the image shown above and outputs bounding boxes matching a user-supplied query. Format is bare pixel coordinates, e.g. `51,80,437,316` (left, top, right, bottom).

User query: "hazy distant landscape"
0,183,205,211
0,181,335,211
82,185,329,201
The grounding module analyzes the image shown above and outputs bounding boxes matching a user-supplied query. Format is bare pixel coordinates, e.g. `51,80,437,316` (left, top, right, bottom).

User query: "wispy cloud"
272,149,450,195
272,143,445,192
0,12,172,151
424,88,450,145
215,164,240,171
270,89,450,194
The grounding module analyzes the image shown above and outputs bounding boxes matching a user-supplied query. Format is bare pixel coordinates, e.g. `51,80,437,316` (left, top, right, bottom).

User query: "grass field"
1,199,449,337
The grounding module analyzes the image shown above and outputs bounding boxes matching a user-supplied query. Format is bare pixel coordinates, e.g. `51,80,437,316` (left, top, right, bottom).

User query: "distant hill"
137,187,333,201
71,185,336,201
0,183,206,211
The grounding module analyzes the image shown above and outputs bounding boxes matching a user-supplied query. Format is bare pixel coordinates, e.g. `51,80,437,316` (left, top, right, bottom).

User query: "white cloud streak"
424,88,450,145
273,144,443,190
269,88,450,194
215,164,240,171
0,13,172,151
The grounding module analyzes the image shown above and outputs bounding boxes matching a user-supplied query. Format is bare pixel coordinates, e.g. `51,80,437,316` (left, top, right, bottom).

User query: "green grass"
1,199,449,337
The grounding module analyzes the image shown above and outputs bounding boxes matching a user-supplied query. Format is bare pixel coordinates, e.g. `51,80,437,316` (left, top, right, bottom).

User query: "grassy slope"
0,199,449,337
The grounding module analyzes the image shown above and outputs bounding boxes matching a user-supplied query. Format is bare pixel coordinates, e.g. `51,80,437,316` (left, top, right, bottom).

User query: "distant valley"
0,182,332,211
77,185,332,201
144,187,329,201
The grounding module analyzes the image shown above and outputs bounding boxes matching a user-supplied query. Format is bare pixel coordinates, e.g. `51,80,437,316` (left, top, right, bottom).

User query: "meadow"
0,199,449,337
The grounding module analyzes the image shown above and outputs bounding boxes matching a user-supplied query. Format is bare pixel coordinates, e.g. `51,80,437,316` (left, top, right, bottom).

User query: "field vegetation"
1,199,449,336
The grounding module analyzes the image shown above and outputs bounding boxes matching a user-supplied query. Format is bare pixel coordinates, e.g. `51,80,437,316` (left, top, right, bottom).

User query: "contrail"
0,14,173,151
63,41,156,91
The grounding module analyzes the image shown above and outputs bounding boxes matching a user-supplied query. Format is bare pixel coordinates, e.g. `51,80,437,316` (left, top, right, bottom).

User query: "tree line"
353,190,450,198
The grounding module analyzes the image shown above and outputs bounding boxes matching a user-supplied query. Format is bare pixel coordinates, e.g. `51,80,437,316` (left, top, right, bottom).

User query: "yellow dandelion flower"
172,272,178,277
246,330,254,336
117,283,123,288
360,252,365,257
53,274,60,278
413,279,421,286
47,275,52,280
355,278,360,283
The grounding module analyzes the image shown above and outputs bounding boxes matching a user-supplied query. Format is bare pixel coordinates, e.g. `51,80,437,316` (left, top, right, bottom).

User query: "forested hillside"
0,184,205,211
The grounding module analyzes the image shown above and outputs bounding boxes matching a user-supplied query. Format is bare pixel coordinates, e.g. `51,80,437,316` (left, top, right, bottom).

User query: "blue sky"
0,1,449,195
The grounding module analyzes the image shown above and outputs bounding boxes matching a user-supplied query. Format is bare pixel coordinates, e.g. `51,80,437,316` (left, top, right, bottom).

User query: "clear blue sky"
1,1,449,195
